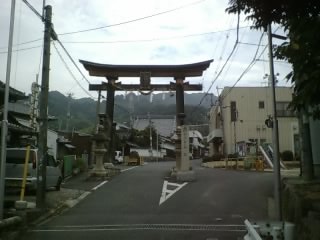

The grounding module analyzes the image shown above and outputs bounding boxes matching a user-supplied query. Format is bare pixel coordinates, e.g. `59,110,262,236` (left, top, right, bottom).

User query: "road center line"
121,166,138,172
92,180,108,191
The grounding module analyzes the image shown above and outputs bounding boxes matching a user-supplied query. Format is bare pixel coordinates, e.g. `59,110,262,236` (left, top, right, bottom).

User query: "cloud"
0,0,292,100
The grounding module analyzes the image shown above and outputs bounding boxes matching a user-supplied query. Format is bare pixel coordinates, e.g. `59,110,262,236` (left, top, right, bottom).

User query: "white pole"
0,0,16,219
156,130,159,162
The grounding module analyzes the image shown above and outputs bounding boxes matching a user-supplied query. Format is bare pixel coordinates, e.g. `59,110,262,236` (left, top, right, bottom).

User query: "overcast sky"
0,0,292,100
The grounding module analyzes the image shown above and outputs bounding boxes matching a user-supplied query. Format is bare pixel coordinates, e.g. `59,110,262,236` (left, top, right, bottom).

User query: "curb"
31,191,91,226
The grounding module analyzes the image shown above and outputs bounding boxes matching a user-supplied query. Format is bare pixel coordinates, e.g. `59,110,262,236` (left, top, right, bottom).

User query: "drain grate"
33,224,246,232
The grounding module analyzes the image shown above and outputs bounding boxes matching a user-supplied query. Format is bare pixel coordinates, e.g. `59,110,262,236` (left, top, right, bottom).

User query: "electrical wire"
21,0,43,21
55,39,90,84
0,26,248,50
58,0,207,36
221,33,265,100
61,26,249,44
189,12,241,116
0,38,42,50
217,22,251,87
221,26,282,99
212,16,235,77
0,45,42,54
52,41,94,98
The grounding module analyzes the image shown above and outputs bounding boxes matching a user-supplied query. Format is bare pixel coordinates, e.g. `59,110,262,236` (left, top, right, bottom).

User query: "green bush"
227,153,238,159
129,151,140,159
202,154,225,163
281,150,294,161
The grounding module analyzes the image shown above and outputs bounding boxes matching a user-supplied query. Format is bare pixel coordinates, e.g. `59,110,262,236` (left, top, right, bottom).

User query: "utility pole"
148,113,153,157
156,130,159,162
37,5,55,208
95,90,102,133
66,93,73,132
267,24,282,221
0,0,16,220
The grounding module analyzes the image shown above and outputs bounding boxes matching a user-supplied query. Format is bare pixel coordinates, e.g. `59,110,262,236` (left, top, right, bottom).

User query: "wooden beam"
89,82,202,91
80,60,213,78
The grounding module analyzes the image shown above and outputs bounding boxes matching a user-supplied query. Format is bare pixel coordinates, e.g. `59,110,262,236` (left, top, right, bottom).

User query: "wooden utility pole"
37,5,55,208
66,93,73,132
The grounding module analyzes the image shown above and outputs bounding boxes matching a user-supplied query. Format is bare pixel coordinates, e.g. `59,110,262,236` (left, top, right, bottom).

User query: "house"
189,130,205,158
207,86,299,157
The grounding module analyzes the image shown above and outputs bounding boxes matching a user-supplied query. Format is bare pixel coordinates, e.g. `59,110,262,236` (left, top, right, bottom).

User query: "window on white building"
276,102,295,117
259,101,265,109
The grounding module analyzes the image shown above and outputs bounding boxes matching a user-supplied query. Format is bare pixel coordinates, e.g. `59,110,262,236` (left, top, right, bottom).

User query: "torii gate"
80,59,213,179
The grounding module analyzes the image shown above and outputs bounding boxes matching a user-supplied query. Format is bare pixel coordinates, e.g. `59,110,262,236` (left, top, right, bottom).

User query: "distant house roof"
0,81,28,105
189,130,203,140
133,115,176,137
116,123,130,130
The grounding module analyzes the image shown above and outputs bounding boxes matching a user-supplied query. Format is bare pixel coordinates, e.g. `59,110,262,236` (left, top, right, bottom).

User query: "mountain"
48,91,217,133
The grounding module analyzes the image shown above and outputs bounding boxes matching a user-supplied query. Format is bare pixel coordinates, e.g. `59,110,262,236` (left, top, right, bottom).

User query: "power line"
190,14,241,116
0,45,42,54
52,41,94,98
217,23,251,88
55,39,90,84
0,26,249,50
61,26,249,44
220,26,282,99
22,0,43,21
221,33,265,100
0,38,42,50
194,32,239,108
58,0,207,36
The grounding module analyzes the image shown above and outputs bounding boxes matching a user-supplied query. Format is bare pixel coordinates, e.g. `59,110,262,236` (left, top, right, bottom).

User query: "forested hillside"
48,91,216,133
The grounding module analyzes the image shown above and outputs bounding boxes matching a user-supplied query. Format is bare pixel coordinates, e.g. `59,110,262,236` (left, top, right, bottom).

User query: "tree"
226,0,320,117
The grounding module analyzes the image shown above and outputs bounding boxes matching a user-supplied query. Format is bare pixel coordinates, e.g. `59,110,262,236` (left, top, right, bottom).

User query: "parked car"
5,148,62,191
114,151,123,164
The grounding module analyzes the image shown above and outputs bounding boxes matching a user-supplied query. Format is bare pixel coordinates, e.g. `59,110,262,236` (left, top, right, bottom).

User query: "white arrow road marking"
159,180,188,205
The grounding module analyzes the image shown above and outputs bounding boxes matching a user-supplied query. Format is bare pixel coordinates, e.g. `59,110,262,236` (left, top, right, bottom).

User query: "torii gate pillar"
173,77,195,182
104,77,117,166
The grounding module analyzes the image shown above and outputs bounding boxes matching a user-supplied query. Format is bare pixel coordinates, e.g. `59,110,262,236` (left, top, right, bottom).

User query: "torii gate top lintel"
79,59,213,78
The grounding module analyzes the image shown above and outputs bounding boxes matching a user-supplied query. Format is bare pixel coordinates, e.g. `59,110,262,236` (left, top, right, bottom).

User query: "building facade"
208,87,299,157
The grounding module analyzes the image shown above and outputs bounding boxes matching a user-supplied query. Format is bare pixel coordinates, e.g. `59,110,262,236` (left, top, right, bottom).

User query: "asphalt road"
23,160,273,240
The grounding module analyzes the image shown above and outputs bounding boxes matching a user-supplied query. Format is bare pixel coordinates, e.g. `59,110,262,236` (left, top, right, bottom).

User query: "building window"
276,102,295,117
260,138,267,145
259,101,265,109
230,101,237,122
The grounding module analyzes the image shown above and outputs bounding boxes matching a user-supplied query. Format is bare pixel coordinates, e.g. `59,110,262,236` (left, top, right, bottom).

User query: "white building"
208,87,299,157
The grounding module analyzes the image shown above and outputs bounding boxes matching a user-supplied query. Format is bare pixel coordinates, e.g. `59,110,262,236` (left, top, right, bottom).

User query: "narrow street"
23,160,273,240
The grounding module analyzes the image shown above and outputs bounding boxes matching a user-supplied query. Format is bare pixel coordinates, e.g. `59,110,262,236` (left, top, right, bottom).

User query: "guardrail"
203,156,265,171
243,219,295,240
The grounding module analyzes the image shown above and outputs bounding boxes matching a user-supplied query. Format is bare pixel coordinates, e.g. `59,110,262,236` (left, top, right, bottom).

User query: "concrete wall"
131,148,163,158
212,87,299,154
310,118,320,176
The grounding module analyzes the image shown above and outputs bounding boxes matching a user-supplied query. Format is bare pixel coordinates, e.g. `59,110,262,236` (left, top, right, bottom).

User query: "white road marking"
159,180,188,205
121,166,138,172
91,180,108,191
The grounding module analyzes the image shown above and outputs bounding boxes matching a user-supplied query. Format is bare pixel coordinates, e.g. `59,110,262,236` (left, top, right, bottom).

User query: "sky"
0,0,293,100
